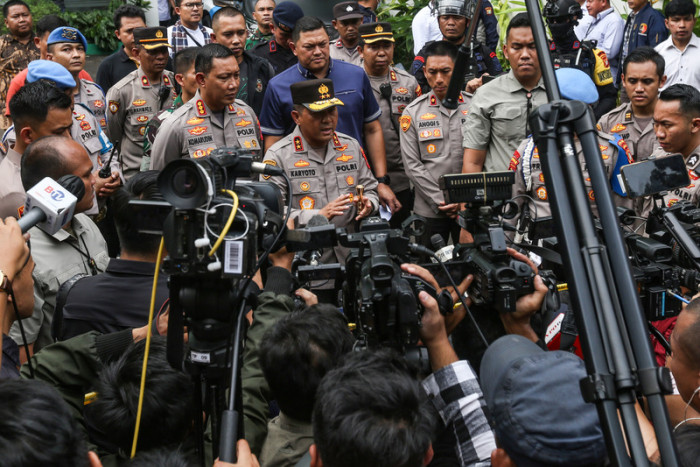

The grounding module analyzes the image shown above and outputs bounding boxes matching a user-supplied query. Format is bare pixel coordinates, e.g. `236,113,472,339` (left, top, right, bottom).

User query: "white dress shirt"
656,33,700,90
576,7,625,79
412,4,443,55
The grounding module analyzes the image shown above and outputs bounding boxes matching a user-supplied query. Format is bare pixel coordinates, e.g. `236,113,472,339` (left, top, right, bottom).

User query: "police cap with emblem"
436,0,477,19
27,60,76,90
47,27,88,51
359,22,395,43
334,1,363,21
291,79,345,112
133,27,171,50
273,1,304,32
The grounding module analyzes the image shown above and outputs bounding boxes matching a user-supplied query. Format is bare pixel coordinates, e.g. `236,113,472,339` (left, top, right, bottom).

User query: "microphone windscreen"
57,174,85,200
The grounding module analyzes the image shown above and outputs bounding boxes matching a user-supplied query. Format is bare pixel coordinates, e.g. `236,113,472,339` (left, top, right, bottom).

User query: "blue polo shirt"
259,59,381,146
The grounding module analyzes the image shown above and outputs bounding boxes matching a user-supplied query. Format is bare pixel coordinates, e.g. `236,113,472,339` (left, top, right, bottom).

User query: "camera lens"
172,166,199,197
158,159,209,209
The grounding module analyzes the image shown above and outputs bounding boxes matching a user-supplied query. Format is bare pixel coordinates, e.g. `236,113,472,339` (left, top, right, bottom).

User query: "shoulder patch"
109,100,119,114
262,159,276,179
141,76,150,87
390,70,397,81
294,136,304,152
429,95,437,106
611,124,626,133
196,100,207,116
400,114,411,132
269,40,277,52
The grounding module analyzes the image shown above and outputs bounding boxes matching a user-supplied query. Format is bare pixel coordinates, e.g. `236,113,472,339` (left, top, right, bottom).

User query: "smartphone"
620,155,690,198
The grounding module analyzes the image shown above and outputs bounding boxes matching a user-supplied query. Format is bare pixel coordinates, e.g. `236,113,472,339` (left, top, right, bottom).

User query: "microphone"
251,161,284,176
301,214,329,266
430,234,454,263
18,175,84,235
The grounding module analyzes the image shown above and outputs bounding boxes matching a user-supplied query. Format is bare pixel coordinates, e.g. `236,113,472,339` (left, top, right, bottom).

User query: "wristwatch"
376,175,391,185
0,270,11,294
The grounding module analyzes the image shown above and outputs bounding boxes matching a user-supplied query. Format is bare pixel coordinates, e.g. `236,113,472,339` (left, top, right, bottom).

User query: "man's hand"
268,245,294,271
499,248,548,342
377,183,401,214
418,290,458,371
355,195,374,221
0,217,29,280
213,440,260,467
319,194,352,220
437,202,460,219
465,75,487,94
295,288,318,307
93,171,121,198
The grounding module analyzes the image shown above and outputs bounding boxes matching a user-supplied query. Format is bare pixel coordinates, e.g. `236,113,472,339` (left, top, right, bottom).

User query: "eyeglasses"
182,2,203,9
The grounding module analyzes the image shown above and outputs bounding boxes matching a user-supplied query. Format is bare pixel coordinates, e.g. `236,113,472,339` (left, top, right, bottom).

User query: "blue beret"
556,67,598,104
209,5,222,19
273,1,304,31
46,27,88,52
27,60,76,89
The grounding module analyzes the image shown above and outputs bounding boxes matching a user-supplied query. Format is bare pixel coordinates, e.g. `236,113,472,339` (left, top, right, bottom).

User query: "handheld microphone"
18,175,84,234
430,234,454,263
299,214,329,266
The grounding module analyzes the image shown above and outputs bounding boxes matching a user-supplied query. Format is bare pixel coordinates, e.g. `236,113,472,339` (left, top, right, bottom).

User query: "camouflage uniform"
149,90,261,171
0,34,39,129
105,69,176,180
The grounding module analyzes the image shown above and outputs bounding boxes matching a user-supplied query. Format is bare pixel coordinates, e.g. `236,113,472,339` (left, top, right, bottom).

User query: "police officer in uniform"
150,43,261,170
330,2,364,67
410,0,501,94
360,22,420,227
106,27,176,180
250,1,303,75
543,0,617,119
263,78,377,264
510,68,633,240
400,41,471,245
46,27,109,132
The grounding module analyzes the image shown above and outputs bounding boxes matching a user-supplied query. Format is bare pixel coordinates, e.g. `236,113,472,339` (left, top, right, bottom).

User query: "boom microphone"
18,175,84,234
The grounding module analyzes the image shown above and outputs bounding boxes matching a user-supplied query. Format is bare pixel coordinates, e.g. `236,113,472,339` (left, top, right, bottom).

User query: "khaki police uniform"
263,127,378,262
509,130,634,238
105,69,176,179
597,102,658,162
8,214,109,353
0,145,24,219
462,70,548,172
399,90,471,219
368,67,420,196
645,145,700,209
329,39,363,67
75,79,108,131
149,90,262,171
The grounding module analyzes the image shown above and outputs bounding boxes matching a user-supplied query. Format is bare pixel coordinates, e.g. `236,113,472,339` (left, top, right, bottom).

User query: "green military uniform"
245,28,273,50
399,90,471,219
509,130,634,239
0,33,39,130
330,38,363,67
462,70,547,172
75,79,108,131
105,69,176,179
141,93,184,170
368,68,420,193
149,90,261,171
9,214,109,353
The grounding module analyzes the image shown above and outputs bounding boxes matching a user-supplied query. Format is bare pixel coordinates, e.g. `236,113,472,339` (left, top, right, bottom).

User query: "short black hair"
111,171,166,256
9,79,72,131
674,424,700,467
506,12,531,41
21,135,70,191
195,42,235,75
3,0,29,18
424,40,458,63
212,5,244,28
260,304,354,421
113,4,146,30
292,16,327,43
90,337,194,453
622,46,665,78
128,447,193,466
313,349,435,467
0,380,89,467
665,0,696,17
174,46,199,75
659,84,700,120
36,14,67,37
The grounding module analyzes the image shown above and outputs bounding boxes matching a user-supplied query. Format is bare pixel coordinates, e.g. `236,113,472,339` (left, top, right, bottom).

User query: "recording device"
98,142,118,179
440,172,536,313
19,175,83,234
157,148,284,278
431,234,454,262
620,154,690,198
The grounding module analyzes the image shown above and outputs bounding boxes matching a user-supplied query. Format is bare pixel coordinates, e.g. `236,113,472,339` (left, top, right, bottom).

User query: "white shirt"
575,7,625,79
412,4,443,55
167,23,213,50
656,33,700,90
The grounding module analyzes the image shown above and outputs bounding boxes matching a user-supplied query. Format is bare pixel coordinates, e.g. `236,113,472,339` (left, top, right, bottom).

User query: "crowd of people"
0,0,700,465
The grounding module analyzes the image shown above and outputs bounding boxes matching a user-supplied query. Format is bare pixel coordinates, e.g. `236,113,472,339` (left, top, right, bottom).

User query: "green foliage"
60,0,151,52
378,0,431,69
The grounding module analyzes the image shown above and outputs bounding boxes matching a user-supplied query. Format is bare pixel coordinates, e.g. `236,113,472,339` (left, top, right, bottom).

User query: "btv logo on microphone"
44,185,65,202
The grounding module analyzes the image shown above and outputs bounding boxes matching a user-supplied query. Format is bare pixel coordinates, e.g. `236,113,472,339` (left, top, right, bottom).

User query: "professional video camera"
439,171,538,313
